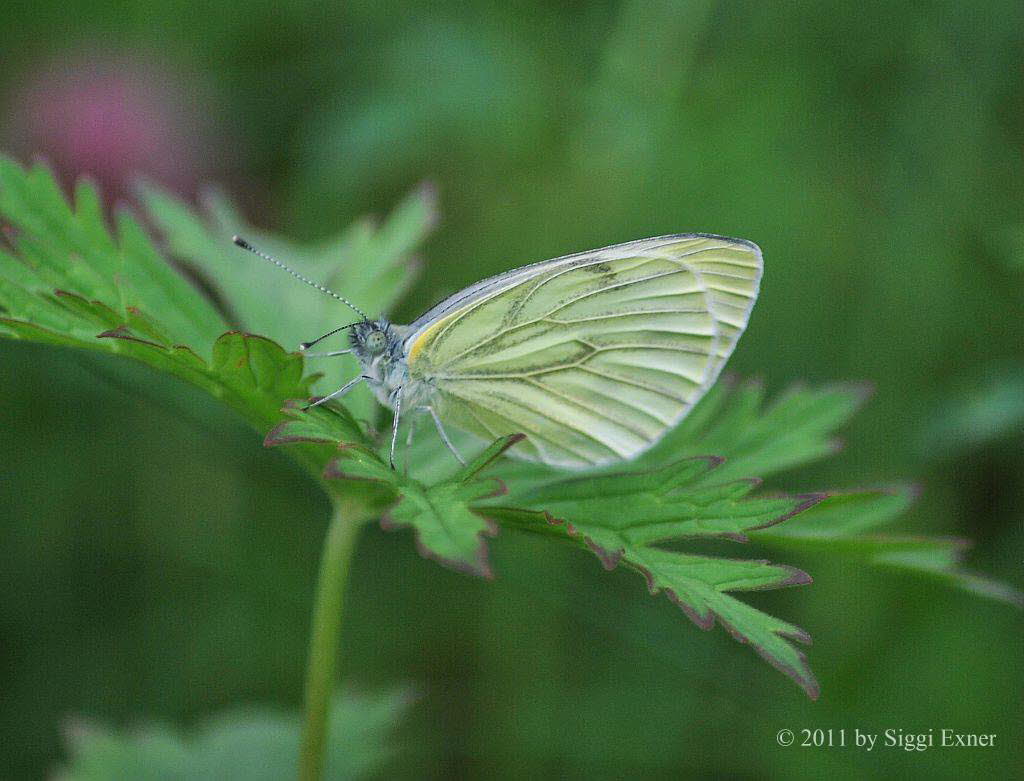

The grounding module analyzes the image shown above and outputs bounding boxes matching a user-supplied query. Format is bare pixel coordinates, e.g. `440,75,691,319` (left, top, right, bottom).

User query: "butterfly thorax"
349,318,432,410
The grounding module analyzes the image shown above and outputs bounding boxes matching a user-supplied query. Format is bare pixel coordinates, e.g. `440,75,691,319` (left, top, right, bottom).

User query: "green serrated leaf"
452,433,526,483
0,158,227,356
4,157,1017,706
751,488,1024,607
138,179,432,423
644,379,870,480
490,456,823,696
624,546,819,699
763,486,918,537
515,457,823,545
264,401,366,449
57,689,412,781
0,157,421,447
381,480,503,579
321,435,524,577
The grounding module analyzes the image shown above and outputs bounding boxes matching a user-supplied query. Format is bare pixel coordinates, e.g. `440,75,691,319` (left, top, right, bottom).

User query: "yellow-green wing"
405,234,762,468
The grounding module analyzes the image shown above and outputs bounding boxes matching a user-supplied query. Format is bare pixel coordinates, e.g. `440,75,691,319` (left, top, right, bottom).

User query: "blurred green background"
2,0,1022,777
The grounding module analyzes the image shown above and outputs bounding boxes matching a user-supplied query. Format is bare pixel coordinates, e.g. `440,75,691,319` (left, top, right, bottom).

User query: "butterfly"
234,233,762,470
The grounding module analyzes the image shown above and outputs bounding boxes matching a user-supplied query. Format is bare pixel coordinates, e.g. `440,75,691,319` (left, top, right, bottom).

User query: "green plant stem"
298,500,364,781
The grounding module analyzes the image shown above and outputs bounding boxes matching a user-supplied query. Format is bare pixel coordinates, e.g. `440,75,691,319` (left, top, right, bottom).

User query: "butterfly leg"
420,405,466,465
303,374,367,411
389,387,403,470
403,414,417,476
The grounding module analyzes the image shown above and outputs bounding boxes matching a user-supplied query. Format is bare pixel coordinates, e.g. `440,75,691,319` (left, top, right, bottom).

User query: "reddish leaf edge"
322,436,525,578
380,479,507,580
263,408,356,448
521,483,823,699
379,513,496,579
642,557,819,700
524,455,828,545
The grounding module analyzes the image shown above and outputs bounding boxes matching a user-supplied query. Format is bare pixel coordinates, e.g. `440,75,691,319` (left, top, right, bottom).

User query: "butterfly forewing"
405,234,762,468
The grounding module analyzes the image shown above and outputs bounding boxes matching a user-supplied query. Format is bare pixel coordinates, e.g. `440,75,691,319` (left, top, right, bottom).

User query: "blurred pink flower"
7,53,218,200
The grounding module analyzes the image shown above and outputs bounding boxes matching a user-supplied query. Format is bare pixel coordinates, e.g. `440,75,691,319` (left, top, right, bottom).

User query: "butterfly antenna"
298,322,360,351
232,235,368,320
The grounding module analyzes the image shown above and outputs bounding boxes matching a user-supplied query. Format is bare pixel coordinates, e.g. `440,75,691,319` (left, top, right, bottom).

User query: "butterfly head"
350,317,400,361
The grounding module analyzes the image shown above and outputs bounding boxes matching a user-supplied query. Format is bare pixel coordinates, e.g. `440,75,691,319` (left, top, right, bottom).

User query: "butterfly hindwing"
405,234,762,468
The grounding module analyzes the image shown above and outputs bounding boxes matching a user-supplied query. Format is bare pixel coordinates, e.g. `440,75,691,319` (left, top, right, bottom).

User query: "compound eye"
365,330,387,354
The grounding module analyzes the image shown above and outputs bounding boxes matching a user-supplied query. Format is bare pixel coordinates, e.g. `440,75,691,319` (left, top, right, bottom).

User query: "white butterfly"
234,233,762,470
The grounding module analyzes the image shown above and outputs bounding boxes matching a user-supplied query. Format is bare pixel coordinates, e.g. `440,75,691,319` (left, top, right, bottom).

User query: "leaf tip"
384,512,497,580
322,444,393,483
96,324,166,351
843,379,876,404
695,454,727,468
775,492,828,528
664,589,715,630
720,532,750,543
456,433,526,482
718,615,820,700
584,536,623,571
716,371,740,389
776,565,814,588
827,436,846,455
96,324,130,339
262,421,295,448
481,477,509,501
905,481,925,501
414,180,441,227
